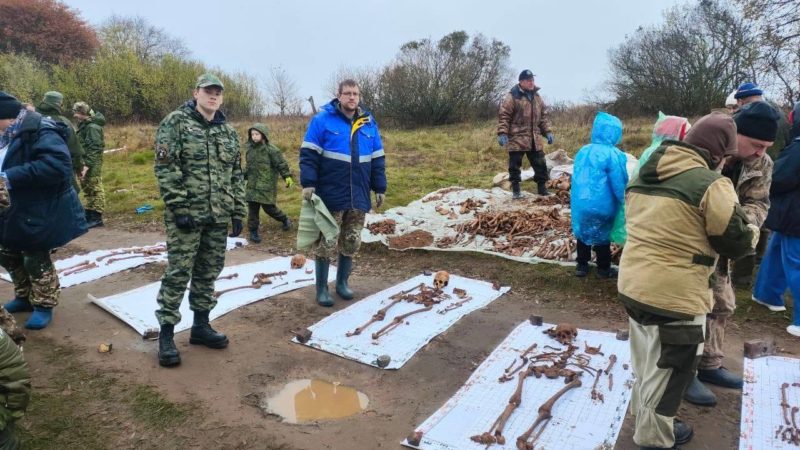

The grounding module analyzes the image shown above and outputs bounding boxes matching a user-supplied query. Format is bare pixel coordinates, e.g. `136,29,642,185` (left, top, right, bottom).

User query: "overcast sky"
64,0,685,112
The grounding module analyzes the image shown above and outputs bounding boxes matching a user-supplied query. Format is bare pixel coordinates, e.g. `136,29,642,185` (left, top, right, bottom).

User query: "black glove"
174,213,196,230
229,218,243,237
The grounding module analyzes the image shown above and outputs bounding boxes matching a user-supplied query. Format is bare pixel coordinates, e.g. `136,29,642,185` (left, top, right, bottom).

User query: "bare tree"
98,15,190,61
608,0,759,116
735,0,800,104
265,66,302,116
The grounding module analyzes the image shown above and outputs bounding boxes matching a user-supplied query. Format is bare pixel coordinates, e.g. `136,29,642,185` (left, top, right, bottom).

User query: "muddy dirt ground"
4,226,796,450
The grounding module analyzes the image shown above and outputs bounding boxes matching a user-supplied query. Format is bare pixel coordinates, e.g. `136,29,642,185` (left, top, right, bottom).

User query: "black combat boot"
158,324,181,367
537,182,551,196
335,254,354,300
315,259,334,307
248,228,261,243
85,210,104,228
281,217,293,231
189,310,229,349
511,182,522,200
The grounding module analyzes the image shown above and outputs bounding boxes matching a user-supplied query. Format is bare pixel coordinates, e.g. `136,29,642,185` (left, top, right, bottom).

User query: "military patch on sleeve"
156,144,170,164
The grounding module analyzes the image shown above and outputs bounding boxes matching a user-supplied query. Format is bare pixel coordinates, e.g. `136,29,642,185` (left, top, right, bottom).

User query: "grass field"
100,113,655,229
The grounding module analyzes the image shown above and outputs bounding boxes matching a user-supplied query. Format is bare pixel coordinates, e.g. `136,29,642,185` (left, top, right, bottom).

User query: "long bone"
62,262,98,276
371,306,433,340
213,271,287,298
516,379,582,450
95,245,166,262
345,283,425,337
471,366,534,445
56,260,90,274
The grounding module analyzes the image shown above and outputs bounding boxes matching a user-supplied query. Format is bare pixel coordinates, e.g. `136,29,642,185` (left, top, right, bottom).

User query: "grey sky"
64,0,684,112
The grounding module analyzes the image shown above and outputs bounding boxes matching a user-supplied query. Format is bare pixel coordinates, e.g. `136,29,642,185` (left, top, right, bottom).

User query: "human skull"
290,254,307,269
546,323,578,345
433,271,449,289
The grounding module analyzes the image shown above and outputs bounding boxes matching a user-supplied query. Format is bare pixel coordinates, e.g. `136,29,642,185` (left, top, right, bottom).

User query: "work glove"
497,134,508,147
546,133,554,145
285,176,295,188
375,193,385,208
229,218,243,237
302,187,315,201
174,213,196,230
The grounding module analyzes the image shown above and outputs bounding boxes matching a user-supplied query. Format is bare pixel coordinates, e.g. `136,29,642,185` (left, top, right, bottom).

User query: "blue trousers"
753,231,800,325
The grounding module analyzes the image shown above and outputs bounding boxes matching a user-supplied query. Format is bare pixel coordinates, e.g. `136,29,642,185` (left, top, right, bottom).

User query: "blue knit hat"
734,82,763,100
0,91,22,120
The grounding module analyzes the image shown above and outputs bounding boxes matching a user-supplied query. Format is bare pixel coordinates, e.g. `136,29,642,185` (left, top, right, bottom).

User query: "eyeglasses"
340,91,360,97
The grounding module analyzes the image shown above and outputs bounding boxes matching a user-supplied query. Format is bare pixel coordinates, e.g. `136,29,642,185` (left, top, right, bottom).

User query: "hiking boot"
189,310,229,349
25,306,53,330
282,218,293,231
575,263,589,278
335,254,354,300
683,376,717,406
3,297,32,313
673,419,693,445
537,182,551,196
597,267,618,279
248,229,261,243
85,210,104,228
697,367,743,389
511,182,522,200
315,259,334,307
158,324,181,367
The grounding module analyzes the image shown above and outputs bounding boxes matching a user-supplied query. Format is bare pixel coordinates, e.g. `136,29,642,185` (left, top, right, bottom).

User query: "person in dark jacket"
245,123,294,243
0,91,88,330
752,101,800,337
299,79,386,307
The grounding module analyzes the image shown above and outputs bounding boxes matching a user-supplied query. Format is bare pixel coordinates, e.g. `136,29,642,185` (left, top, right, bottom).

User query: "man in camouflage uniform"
300,79,386,307
0,324,30,450
497,69,554,199
35,91,84,192
73,102,106,228
685,101,780,406
153,73,245,367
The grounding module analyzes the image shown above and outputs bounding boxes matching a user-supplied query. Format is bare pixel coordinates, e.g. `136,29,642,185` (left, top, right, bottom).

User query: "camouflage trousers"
155,218,228,326
700,257,735,370
313,209,365,261
81,165,105,213
0,247,59,308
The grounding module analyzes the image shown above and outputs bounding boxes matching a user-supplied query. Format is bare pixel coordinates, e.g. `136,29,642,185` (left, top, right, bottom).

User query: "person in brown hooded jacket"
619,112,757,450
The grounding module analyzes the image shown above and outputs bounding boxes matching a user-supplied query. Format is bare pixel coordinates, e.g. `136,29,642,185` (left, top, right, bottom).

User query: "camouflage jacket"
76,112,106,168
245,125,291,205
36,103,84,171
0,329,30,431
154,101,246,223
497,85,552,152
724,154,772,228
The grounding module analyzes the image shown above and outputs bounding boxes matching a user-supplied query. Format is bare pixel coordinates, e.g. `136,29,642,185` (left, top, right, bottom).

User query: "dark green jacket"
245,124,291,205
76,112,105,169
36,102,84,171
0,330,30,431
154,100,246,223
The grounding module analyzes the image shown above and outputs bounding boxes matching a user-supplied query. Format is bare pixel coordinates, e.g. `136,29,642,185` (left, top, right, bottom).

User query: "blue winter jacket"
570,112,628,245
0,112,88,251
764,102,800,237
299,100,386,213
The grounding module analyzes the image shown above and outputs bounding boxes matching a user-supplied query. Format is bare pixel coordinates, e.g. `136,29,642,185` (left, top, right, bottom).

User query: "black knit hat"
734,101,780,141
0,91,22,120
519,69,535,81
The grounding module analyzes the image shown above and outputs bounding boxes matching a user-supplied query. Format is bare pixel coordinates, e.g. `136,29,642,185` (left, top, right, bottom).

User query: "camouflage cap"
196,73,224,90
72,101,91,115
42,91,64,108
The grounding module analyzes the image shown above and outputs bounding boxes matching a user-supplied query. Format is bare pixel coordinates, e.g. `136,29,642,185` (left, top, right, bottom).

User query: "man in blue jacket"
300,79,387,306
0,91,87,330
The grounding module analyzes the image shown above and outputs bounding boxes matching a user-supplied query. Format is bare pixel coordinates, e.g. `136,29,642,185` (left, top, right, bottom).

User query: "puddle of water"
263,379,369,423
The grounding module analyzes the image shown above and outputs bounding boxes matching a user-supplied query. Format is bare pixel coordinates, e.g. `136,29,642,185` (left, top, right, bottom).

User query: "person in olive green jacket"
35,91,84,192
245,123,294,243
72,102,106,228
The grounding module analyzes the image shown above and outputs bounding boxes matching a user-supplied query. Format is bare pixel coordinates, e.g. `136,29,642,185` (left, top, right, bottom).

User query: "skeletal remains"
290,254,306,269
212,271,287,298
778,382,800,445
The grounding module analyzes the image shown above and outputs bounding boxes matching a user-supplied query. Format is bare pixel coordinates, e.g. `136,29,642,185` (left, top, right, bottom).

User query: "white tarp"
91,256,330,337
0,237,248,288
403,321,634,450
740,355,800,449
362,187,576,266
293,274,509,369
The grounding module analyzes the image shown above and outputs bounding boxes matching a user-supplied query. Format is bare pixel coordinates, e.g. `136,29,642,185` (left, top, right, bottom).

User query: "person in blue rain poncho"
570,112,628,278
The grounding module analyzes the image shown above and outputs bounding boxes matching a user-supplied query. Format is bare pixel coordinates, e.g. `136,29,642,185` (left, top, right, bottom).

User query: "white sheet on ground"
91,256,330,337
0,238,247,288
739,355,800,450
293,274,509,369
403,321,633,450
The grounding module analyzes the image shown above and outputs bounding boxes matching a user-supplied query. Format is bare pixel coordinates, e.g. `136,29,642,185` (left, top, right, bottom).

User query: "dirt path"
4,227,795,450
